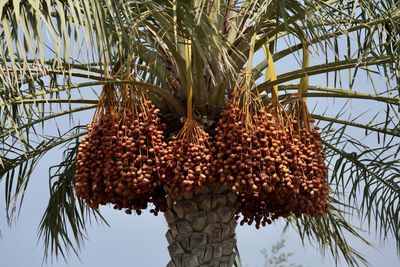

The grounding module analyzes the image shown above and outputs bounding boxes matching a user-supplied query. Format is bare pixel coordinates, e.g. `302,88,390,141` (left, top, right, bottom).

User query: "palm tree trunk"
164,184,238,267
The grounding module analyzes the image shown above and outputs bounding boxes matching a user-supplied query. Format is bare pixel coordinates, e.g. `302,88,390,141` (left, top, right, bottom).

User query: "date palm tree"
1,1,399,266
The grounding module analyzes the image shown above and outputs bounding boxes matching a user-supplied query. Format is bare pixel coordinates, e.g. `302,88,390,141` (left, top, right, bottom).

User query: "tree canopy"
0,1,399,266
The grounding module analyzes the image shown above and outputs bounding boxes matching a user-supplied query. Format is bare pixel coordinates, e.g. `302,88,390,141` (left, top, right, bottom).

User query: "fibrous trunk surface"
164,184,237,267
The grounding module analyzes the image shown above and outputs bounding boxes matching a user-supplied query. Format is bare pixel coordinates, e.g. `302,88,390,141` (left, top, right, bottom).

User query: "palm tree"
1,1,399,266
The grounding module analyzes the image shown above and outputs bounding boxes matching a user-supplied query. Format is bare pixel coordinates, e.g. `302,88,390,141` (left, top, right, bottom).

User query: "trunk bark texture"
164,184,238,267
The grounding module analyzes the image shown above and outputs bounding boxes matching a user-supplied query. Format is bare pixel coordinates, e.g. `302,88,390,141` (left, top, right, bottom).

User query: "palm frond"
277,85,400,106
0,127,86,221
38,138,108,262
322,126,400,253
285,201,370,267
256,55,400,92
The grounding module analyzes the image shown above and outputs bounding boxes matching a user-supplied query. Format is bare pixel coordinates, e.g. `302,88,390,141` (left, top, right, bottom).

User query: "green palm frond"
277,85,400,106
1,127,86,221
285,201,370,267
323,128,400,252
38,138,108,262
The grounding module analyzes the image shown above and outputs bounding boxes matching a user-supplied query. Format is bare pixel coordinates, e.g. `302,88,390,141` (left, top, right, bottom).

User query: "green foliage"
38,138,108,262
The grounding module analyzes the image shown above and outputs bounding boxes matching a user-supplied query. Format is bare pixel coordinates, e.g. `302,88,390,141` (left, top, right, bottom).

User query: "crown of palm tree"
0,1,399,266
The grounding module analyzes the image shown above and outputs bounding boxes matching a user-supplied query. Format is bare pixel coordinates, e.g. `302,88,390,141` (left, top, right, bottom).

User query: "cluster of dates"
76,85,328,226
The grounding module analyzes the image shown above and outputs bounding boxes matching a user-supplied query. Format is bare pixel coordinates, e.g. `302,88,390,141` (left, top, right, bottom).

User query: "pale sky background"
1,16,400,267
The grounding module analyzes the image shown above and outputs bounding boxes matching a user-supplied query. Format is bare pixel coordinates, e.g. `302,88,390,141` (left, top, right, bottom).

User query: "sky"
1,10,400,267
